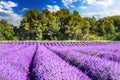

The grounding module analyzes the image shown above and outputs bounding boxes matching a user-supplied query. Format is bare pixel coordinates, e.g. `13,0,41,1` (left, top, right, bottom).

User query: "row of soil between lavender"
28,42,38,80
0,42,120,80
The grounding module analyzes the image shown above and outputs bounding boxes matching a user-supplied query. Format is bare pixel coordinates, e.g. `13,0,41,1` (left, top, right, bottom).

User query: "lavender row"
0,44,28,52
31,46,91,80
48,46,120,80
59,43,120,51
37,42,118,46
0,43,16,49
0,45,29,60
0,45,37,80
76,48,120,64
61,43,120,63
0,44,28,57
0,41,118,46
0,42,37,45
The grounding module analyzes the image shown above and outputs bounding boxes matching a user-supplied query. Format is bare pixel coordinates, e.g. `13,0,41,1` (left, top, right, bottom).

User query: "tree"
56,9,71,40
64,10,82,40
40,9,60,40
97,18,116,40
2,8,118,41
19,9,42,40
81,19,91,40
0,19,15,40
85,16,97,34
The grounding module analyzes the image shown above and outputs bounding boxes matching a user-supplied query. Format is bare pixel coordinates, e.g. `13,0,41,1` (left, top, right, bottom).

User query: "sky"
0,0,120,25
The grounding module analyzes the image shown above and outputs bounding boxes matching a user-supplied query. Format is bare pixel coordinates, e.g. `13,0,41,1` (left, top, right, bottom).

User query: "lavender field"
0,41,120,80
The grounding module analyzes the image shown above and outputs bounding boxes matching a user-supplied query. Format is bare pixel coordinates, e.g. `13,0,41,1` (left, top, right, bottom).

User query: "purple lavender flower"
31,46,91,80
48,46,120,80
0,45,36,80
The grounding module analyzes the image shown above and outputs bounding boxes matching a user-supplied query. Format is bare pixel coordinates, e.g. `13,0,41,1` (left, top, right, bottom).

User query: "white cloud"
78,0,120,19
62,0,78,8
70,5,75,8
79,5,87,9
0,1,18,10
82,0,114,8
21,8,29,12
82,9,120,18
50,0,56,3
46,5,60,12
0,5,3,8
0,1,22,25
82,0,95,5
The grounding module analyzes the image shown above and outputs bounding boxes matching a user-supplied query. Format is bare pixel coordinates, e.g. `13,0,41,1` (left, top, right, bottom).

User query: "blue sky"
0,0,120,25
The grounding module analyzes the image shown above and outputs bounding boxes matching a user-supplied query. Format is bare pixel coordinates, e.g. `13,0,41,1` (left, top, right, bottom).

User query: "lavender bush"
48,46,120,80
31,46,91,80
0,45,28,59
0,41,120,80
0,45,37,80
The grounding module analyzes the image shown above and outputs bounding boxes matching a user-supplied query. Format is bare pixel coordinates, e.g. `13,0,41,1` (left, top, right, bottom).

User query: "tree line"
0,8,120,41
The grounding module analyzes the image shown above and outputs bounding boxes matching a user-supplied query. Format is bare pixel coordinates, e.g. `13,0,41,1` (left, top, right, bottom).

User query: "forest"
0,8,120,41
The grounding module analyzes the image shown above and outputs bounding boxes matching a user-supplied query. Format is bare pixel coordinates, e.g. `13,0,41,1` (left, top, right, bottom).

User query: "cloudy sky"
0,0,120,25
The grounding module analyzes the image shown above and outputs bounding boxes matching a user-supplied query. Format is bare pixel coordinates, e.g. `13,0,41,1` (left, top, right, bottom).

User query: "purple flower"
31,46,91,80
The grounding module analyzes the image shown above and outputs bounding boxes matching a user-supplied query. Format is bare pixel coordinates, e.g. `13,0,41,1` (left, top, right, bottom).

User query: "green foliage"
64,10,82,40
41,9,60,40
19,9,41,40
0,9,120,41
114,32,120,41
0,19,16,40
85,16,97,34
